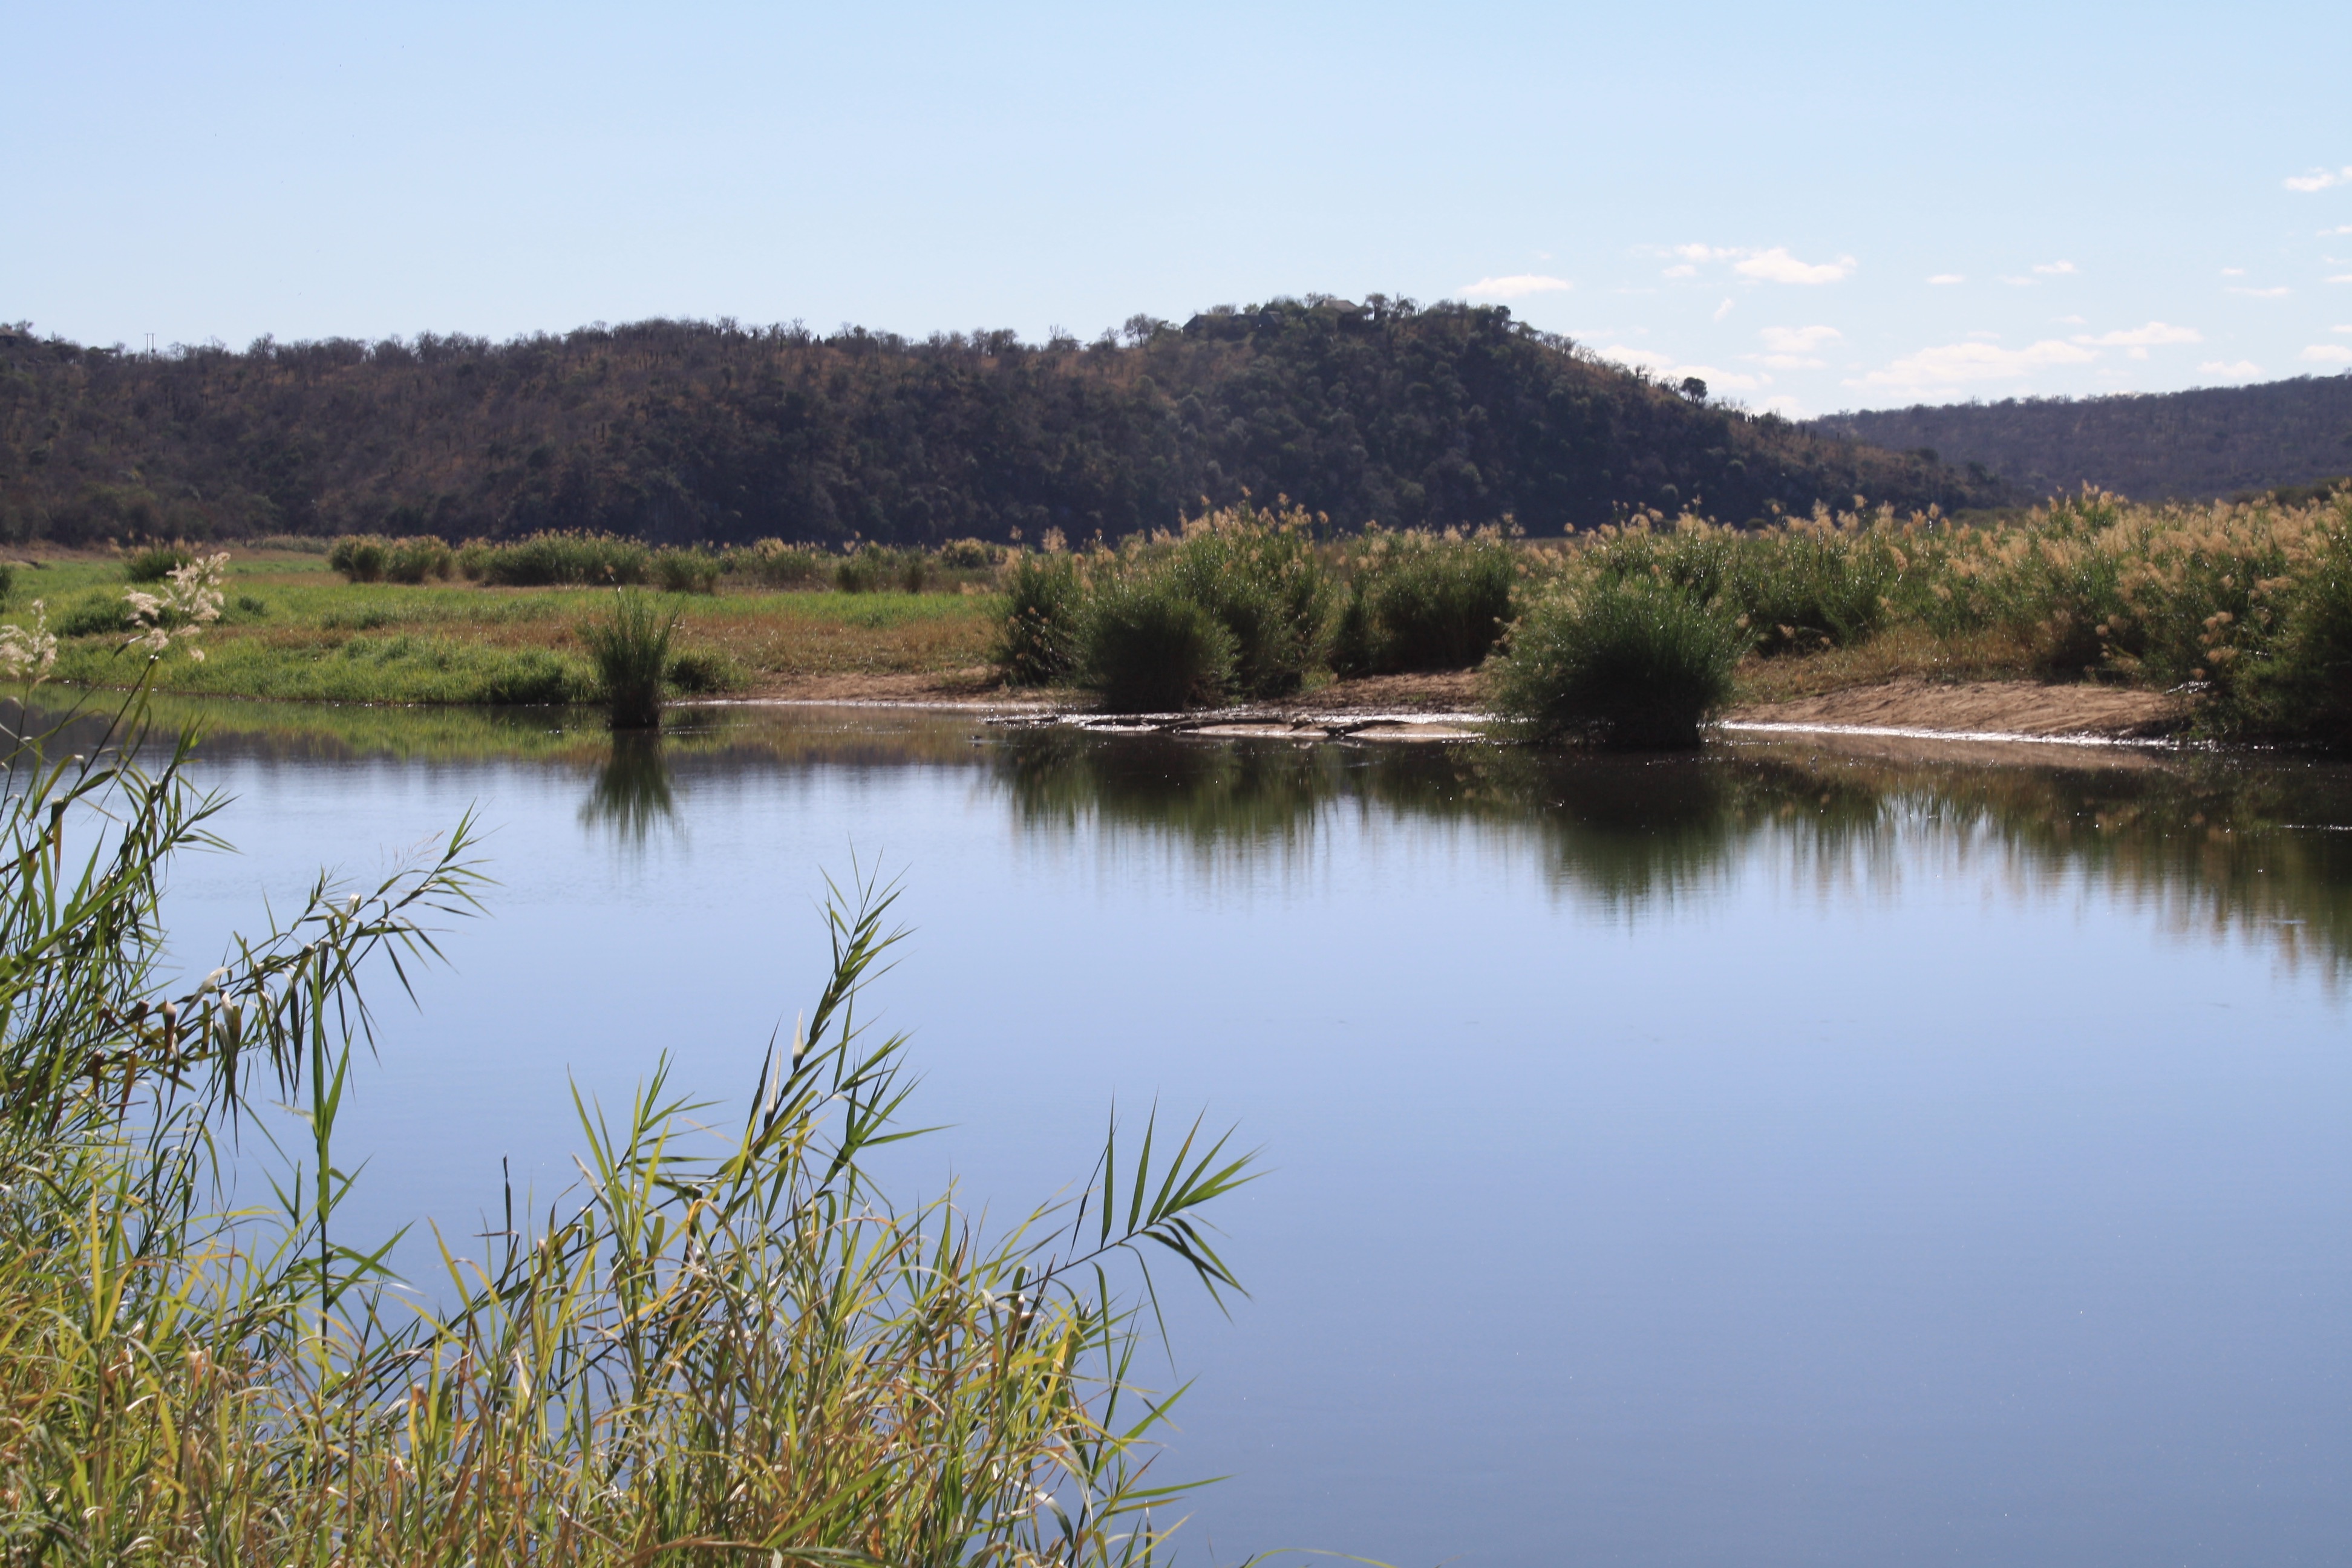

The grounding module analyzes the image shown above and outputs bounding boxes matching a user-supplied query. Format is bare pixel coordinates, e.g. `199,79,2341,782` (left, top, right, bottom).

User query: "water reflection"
39,694,2352,976
578,732,676,841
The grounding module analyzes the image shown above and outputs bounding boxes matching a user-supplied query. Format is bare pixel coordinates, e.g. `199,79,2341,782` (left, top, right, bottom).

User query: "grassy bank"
13,482,2352,747
4,547,998,704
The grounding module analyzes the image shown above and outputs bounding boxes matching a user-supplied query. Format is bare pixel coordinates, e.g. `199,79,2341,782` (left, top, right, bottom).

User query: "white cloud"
1662,264,1697,278
1734,247,1855,285
2056,314,2088,325
2033,260,2079,275
1926,273,1965,285
1670,244,1738,263
1459,275,1573,301
1712,298,1735,322
2072,321,2201,347
2333,275,2352,284
1754,394,1809,419
1595,345,1764,391
2336,324,2352,333
2302,344,2352,364
2221,267,2247,276
2284,166,2352,192
1759,324,1842,354
2325,226,2352,237
1850,338,2097,391
1999,275,2037,287
2227,285,2292,298
2199,361,2263,379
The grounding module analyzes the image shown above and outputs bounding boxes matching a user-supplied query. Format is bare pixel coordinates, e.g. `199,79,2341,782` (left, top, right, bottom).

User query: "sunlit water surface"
139,702,2351,1568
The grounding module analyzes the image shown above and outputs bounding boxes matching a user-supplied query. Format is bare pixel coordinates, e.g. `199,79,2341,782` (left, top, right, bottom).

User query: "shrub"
992,551,1083,685
460,531,650,586
836,544,926,594
123,542,196,583
652,546,722,594
384,535,454,583
480,649,590,705
737,538,827,588
937,537,1001,570
2218,504,2352,745
1080,572,1237,711
1726,522,1901,656
1158,503,1333,697
1487,576,1748,748
53,590,129,637
0,563,13,602
328,534,390,582
1333,528,1515,673
665,644,745,693
580,590,679,727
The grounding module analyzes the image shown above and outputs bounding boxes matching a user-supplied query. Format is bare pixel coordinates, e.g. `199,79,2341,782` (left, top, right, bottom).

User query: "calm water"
139,702,2351,1567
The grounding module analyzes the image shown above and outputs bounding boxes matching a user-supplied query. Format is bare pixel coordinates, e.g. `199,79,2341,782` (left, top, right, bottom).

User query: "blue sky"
5,0,2348,415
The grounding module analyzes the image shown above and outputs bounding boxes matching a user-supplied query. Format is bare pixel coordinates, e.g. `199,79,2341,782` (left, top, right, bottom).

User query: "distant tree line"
0,298,1999,548
1809,376,2352,503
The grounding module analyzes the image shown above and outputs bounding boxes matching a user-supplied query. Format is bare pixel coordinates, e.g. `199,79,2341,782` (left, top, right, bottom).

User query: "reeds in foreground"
0,692,1258,1566
581,587,679,728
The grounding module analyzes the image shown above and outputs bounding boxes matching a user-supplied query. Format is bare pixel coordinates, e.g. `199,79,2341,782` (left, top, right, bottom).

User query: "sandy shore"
728,668,2194,745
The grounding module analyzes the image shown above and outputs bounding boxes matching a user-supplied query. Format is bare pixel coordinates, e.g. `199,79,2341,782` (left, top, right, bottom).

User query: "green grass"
9,553,1001,704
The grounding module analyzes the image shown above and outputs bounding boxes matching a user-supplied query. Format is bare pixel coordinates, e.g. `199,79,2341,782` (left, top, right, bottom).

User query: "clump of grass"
333,534,456,584
652,546,723,594
580,589,679,728
734,538,828,588
665,643,745,693
1158,503,1334,697
1333,526,1517,674
122,541,196,582
0,563,15,601
460,530,652,586
836,543,928,594
993,549,1083,685
1488,575,1748,748
0,696,1255,1566
937,537,1002,569
1080,571,1237,711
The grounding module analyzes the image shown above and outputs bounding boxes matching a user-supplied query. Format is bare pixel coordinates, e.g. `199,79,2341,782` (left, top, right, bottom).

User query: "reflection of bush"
580,731,676,840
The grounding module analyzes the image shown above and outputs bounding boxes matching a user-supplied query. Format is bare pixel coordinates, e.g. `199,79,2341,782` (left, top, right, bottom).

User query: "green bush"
580,589,679,727
665,644,745,693
1333,529,1515,673
1081,573,1236,711
1158,506,1333,697
736,539,827,588
1726,528,1899,656
460,531,650,586
992,552,1083,685
2220,510,2352,746
54,591,129,638
937,537,1001,570
384,535,454,584
836,544,926,594
328,535,390,583
653,547,722,594
123,543,195,583
1487,577,1748,748
0,563,13,602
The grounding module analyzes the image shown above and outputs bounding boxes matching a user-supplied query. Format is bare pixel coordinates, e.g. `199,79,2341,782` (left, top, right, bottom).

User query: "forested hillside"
0,298,1998,548
1811,376,2352,502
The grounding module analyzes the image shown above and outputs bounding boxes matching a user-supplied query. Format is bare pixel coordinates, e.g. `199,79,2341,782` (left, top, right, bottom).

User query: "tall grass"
1488,575,1748,747
459,531,652,587
0,692,1255,1564
994,550,1084,686
580,589,679,728
1079,572,1238,711
1332,527,1517,674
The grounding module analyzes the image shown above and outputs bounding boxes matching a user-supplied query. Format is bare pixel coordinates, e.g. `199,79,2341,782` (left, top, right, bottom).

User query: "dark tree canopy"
0,298,1999,547
1810,376,2352,503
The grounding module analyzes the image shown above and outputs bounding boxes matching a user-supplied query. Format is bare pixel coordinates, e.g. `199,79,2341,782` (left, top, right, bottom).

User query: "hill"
1809,375,2352,502
0,298,2001,549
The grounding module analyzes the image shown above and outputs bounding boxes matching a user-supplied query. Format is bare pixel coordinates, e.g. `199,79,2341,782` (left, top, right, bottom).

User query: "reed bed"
0,684,1255,1565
